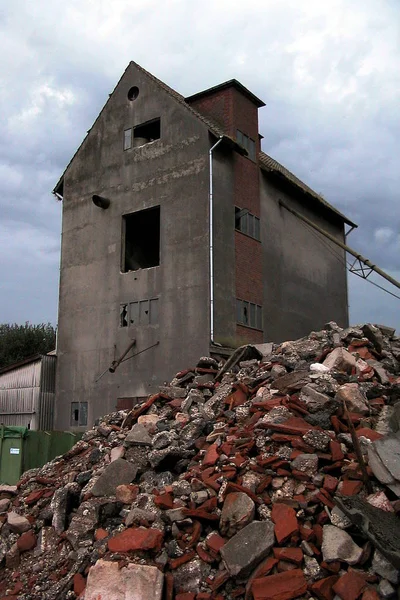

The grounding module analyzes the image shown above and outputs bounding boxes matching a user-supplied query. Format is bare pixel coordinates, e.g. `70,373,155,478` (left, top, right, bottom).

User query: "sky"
0,0,399,333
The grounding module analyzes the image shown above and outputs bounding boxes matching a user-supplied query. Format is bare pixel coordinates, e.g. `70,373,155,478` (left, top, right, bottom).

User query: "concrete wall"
56,63,212,429
260,174,349,342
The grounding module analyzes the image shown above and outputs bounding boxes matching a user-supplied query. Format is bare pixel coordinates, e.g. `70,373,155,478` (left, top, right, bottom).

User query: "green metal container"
0,425,82,485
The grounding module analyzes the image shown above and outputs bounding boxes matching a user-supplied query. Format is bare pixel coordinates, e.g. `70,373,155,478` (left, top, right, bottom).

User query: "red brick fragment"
339,480,363,496
176,594,196,600
272,503,299,544
273,547,303,565
321,561,341,573
210,570,230,591
169,551,196,570
16,530,36,552
252,568,307,600
361,589,380,600
154,492,174,509
165,572,174,600
310,575,340,600
205,532,225,554
324,475,339,494
355,428,382,441
73,573,86,597
107,527,163,553
202,443,219,467
333,570,367,600
277,560,299,572
25,489,45,506
196,543,215,563
330,440,345,461
94,528,108,541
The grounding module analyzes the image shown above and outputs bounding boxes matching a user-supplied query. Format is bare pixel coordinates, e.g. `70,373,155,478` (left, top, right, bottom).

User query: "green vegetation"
0,323,56,370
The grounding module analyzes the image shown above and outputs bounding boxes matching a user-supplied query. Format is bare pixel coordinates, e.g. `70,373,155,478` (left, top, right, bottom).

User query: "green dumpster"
0,426,83,485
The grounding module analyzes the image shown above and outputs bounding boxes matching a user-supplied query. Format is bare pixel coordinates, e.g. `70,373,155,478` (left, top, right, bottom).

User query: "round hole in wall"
127,86,139,101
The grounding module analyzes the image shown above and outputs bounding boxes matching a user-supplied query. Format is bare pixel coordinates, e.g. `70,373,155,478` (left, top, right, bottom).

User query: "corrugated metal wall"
39,355,56,430
0,356,56,430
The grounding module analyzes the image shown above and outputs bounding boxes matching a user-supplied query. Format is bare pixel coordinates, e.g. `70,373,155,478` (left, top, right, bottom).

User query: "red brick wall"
236,324,264,344
188,84,264,343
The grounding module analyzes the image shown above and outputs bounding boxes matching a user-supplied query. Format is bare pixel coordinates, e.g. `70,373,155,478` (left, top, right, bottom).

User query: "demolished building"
53,61,356,429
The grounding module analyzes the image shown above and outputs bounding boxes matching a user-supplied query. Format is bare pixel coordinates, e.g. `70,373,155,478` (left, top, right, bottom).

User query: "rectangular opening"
124,128,132,150
235,207,260,241
133,118,160,144
120,297,159,327
236,129,256,161
237,299,263,330
70,402,88,427
123,206,160,272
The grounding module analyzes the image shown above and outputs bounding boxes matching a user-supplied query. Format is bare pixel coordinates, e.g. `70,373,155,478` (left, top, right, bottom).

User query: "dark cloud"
0,0,399,331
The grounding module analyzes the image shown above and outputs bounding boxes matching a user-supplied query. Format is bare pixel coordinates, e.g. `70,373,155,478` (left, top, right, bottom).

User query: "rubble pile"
0,322,400,600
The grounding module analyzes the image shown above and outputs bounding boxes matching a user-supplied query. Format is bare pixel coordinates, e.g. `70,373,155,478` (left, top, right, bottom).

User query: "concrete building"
53,61,356,430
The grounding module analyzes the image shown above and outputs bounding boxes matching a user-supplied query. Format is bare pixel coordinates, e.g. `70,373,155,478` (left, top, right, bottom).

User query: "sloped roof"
259,151,356,227
186,79,265,108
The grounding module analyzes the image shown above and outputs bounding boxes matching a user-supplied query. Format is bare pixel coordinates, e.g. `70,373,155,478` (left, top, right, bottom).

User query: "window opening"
235,207,260,241
124,128,132,150
120,304,128,327
236,130,256,161
123,206,160,272
70,402,88,427
237,299,263,330
120,298,159,327
133,118,160,145
127,86,139,101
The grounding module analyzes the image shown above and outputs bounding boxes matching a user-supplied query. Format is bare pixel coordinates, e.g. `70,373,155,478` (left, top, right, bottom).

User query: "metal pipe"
209,136,223,342
279,200,400,291
109,339,136,373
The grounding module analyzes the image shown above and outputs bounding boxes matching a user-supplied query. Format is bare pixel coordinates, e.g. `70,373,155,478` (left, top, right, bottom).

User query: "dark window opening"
123,206,160,272
133,118,160,144
120,304,128,327
237,299,262,330
236,129,256,161
235,207,260,241
127,86,139,101
70,402,88,427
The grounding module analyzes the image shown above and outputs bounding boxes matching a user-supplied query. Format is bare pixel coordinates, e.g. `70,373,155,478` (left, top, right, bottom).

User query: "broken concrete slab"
85,559,164,600
220,520,275,578
91,458,138,497
321,525,363,565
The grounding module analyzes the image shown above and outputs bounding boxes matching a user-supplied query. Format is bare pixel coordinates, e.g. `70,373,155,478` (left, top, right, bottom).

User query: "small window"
235,207,260,241
124,128,132,150
120,298,159,328
134,118,160,144
237,299,263,330
127,86,139,101
71,402,88,427
123,206,160,272
236,130,256,161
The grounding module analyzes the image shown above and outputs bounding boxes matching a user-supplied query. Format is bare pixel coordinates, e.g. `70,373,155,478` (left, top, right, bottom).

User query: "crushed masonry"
0,322,399,599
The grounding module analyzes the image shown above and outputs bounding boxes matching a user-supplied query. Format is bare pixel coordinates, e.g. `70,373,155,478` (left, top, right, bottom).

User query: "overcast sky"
1,0,399,334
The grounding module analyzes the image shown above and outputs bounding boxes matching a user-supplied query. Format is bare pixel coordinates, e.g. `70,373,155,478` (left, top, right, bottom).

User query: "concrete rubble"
0,322,399,600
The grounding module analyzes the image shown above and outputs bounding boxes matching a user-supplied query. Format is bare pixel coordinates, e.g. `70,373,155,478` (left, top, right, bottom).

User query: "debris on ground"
0,321,400,599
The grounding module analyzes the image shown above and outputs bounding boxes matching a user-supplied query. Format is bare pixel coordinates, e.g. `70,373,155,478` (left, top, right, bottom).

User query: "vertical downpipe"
209,137,223,343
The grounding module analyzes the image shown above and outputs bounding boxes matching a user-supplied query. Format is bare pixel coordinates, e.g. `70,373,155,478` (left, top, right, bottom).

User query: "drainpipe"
209,136,223,343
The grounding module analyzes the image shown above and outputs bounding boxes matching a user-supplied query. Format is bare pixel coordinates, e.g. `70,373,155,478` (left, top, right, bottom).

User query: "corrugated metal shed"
0,354,56,430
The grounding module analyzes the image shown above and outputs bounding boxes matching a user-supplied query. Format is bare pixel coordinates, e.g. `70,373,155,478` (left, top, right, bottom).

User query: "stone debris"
0,321,399,599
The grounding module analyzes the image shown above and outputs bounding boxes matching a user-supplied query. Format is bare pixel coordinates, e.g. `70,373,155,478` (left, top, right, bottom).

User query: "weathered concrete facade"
54,62,355,429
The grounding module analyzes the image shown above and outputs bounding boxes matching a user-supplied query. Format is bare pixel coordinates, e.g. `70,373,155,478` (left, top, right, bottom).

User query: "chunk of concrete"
335,383,369,414
372,431,400,482
220,492,255,537
91,459,137,497
323,347,356,373
321,525,363,565
125,423,152,446
372,550,400,584
7,511,31,534
85,559,164,600
220,520,275,578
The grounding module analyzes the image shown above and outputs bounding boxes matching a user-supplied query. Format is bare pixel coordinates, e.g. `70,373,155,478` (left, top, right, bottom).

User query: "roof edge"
186,79,266,108
259,151,357,228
